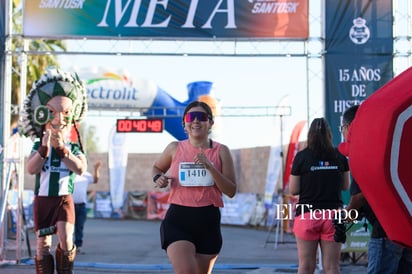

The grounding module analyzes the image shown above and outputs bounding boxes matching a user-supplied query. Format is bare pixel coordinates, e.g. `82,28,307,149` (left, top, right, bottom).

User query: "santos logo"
349,17,370,45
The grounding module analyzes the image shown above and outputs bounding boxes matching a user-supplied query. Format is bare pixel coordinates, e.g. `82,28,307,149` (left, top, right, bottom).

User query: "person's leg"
55,221,76,273
320,240,341,274
193,206,221,274
56,220,75,251
295,237,319,274
367,237,383,273
319,216,342,274
36,235,52,259
367,237,403,274
74,204,80,246
381,238,405,273
397,247,412,274
167,240,198,274
196,253,219,274
74,204,87,248
35,235,54,273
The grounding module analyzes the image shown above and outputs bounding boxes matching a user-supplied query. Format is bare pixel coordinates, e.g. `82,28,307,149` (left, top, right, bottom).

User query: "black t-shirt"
291,148,349,216
350,179,386,238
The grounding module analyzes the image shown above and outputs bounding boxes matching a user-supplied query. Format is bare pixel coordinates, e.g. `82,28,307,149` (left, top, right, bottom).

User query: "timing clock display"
116,118,164,133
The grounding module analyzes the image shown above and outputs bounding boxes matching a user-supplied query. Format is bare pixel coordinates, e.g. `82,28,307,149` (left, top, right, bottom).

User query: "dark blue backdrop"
324,0,394,146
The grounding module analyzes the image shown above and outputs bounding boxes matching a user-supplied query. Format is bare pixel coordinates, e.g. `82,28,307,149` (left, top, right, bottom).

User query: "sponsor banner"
80,68,158,110
324,0,393,146
325,55,393,145
126,191,147,219
23,0,308,39
78,68,219,141
221,193,257,225
94,191,112,218
325,0,393,54
341,219,371,253
108,126,128,217
146,191,170,220
283,120,305,188
263,146,281,209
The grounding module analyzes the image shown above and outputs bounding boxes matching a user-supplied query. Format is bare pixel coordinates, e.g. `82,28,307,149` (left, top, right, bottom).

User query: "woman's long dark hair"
307,118,336,159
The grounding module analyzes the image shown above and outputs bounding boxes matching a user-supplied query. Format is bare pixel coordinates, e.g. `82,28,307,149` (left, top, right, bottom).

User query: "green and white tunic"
32,141,84,197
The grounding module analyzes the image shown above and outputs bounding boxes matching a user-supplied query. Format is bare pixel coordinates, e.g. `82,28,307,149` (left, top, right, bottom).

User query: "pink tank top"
168,139,224,207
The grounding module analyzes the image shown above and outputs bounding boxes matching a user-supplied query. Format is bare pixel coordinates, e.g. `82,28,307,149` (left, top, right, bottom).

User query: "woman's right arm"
152,142,176,188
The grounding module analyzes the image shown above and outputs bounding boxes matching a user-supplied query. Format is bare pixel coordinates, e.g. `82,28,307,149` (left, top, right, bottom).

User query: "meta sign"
116,118,163,133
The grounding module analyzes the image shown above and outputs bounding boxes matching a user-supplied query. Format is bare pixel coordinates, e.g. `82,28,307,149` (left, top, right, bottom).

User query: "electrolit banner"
79,67,220,141
23,0,308,39
324,0,393,146
108,126,127,218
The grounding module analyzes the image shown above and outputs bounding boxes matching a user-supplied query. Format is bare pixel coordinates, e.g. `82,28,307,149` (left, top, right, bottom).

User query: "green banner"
341,220,371,254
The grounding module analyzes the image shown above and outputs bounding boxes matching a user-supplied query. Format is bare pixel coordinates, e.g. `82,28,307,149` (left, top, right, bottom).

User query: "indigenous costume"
19,67,87,273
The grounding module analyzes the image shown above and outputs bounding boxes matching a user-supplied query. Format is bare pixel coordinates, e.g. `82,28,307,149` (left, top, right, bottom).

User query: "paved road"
1,219,367,273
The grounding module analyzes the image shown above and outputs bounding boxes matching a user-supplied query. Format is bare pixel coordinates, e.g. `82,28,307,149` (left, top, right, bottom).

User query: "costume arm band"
55,146,69,158
38,146,49,159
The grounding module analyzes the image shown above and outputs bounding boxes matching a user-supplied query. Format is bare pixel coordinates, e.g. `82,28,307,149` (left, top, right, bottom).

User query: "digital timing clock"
116,118,164,133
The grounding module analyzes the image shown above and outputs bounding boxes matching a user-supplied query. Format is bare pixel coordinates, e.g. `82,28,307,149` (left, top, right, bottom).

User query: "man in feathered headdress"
19,66,88,274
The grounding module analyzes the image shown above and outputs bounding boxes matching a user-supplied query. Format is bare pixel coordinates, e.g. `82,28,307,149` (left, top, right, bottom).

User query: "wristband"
55,146,69,159
38,146,49,159
153,174,162,183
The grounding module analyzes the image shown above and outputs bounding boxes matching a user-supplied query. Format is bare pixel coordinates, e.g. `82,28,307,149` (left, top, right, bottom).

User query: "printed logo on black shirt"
310,161,339,171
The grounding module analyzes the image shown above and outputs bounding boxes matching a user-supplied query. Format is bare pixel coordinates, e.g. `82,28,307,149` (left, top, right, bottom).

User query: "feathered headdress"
18,66,87,139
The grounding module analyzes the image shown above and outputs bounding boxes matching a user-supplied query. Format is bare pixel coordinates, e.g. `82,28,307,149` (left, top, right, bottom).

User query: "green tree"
11,1,98,151
11,0,66,127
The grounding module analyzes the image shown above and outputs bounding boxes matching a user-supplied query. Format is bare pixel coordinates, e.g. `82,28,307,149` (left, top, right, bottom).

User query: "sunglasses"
184,111,209,122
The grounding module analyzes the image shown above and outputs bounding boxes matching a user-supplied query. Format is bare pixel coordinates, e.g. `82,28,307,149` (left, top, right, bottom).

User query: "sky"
12,0,328,154
52,1,326,154
58,52,320,153
13,1,410,155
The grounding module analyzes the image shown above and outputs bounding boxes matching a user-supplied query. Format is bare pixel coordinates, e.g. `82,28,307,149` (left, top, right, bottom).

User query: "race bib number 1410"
179,162,214,187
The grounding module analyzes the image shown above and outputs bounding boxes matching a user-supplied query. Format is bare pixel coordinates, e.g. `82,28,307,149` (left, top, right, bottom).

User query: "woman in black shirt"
289,118,350,274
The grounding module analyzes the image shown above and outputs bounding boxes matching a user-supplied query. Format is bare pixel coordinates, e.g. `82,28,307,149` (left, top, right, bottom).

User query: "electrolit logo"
84,72,157,109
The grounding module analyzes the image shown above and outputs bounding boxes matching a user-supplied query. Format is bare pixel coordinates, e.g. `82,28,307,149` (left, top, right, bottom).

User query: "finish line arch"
1,0,412,261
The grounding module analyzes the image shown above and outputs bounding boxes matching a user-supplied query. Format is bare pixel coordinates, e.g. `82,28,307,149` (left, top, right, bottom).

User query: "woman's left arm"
197,144,237,198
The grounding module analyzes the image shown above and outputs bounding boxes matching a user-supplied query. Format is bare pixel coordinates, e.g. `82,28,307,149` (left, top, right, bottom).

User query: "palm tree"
10,0,67,128
10,1,99,152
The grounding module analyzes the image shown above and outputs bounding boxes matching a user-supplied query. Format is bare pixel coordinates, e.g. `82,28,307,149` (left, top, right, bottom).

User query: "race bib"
179,162,214,187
